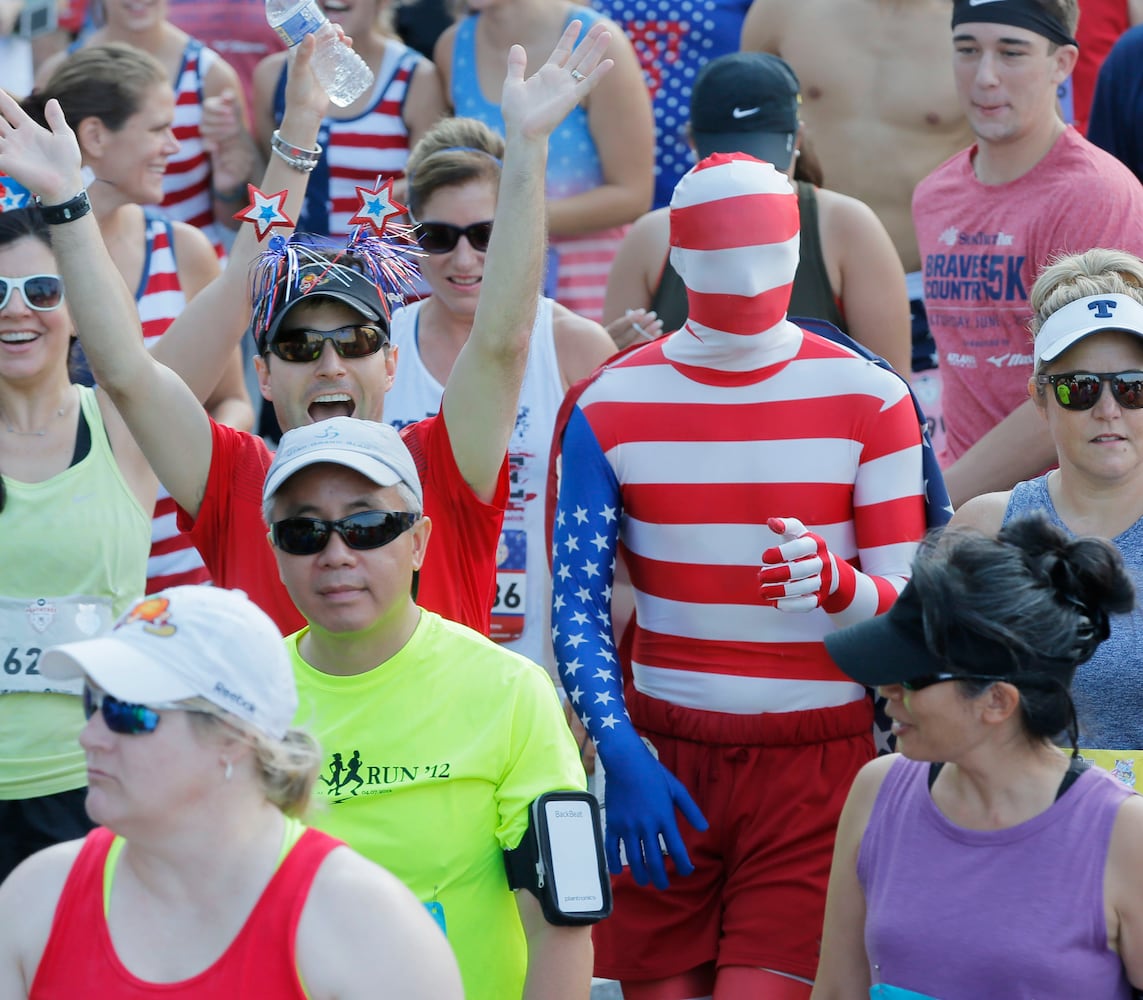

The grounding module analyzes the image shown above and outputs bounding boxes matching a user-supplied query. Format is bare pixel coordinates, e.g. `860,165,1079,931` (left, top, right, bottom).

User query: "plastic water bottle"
266,0,374,107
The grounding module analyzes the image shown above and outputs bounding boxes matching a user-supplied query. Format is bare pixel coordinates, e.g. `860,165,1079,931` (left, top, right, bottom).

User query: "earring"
223,759,233,782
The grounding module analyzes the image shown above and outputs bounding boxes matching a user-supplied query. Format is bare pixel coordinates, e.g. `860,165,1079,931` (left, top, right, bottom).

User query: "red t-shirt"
179,415,507,635
29,826,340,999
1072,0,1131,135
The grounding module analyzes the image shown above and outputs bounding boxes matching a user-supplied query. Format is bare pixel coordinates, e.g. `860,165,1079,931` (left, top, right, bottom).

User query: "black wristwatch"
37,190,92,225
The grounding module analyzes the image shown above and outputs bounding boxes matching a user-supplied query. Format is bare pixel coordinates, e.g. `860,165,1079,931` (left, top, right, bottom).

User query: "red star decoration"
347,178,407,236
232,185,294,241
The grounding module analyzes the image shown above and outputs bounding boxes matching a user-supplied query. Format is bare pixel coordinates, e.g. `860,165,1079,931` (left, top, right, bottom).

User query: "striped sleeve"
824,376,926,626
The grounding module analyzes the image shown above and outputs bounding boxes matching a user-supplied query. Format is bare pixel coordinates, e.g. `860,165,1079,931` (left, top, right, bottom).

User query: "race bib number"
0,595,113,695
490,530,527,643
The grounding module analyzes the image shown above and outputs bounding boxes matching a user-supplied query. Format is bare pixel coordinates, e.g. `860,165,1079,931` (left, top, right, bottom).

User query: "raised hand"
500,19,614,142
281,33,334,128
0,90,83,205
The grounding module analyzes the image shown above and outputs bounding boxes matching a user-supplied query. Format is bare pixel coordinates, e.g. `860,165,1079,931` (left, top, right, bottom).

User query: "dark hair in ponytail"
912,514,1135,753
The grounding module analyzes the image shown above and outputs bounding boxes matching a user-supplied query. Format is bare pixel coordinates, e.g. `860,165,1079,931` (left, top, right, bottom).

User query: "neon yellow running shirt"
289,611,586,1000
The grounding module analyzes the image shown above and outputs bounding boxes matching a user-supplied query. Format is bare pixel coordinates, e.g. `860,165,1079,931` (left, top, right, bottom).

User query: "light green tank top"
0,386,150,798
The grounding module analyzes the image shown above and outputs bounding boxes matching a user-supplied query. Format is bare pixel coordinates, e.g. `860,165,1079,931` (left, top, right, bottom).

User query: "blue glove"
602,729,708,890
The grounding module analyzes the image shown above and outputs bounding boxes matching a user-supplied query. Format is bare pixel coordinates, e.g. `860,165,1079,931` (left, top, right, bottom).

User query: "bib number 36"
494,580,523,611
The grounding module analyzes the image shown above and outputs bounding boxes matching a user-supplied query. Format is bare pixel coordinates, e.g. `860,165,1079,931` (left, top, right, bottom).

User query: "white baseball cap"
263,417,424,508
39,586,297,739
1034,293,1143,365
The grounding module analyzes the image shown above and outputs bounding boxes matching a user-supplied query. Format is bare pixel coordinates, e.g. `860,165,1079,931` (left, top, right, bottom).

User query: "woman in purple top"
812,515,1143,1000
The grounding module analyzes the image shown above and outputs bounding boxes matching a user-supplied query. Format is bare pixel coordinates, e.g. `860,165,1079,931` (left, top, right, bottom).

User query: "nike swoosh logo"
732,107,761,119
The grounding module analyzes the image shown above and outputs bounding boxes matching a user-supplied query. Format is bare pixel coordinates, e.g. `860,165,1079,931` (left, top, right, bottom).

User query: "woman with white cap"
953,248,1143,764
0,585,463,999
813,515,1143,998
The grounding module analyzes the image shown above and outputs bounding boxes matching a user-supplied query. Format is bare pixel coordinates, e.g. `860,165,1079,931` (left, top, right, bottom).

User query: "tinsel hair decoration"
248,217,423,350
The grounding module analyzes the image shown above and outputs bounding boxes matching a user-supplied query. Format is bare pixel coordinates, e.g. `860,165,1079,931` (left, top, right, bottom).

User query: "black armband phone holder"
504,791,612,925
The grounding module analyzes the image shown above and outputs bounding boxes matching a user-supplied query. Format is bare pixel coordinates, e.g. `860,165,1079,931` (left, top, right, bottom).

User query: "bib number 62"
4,647,42,676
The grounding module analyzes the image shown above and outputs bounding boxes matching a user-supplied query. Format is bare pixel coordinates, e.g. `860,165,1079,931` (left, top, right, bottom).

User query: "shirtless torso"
741,0,972,273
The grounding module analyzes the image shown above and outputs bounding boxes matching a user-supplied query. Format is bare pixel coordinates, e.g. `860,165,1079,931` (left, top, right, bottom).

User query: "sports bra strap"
927,755,1089,800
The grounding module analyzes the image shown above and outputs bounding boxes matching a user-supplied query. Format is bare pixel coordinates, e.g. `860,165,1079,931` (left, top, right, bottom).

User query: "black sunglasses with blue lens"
83,684,175,735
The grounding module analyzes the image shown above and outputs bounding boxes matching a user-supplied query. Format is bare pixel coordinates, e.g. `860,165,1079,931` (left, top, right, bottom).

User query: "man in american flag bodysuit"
551,152,928,999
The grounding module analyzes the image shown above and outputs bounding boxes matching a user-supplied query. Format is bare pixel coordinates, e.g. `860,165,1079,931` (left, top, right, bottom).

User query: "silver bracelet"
270,130,323,173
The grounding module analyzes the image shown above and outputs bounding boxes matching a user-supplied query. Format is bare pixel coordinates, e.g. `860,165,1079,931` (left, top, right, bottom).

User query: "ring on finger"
570,68,586,82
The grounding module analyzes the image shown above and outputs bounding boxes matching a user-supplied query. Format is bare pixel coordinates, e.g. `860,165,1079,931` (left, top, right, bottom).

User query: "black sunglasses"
899,672,1009,692
268,324,388,363
84,684,175,735
416,220,493,254
271,510,419,556
1035,371,1143,411
0,273,65,312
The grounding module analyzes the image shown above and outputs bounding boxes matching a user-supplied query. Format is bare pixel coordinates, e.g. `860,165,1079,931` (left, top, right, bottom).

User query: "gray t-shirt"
1004,475,1143,749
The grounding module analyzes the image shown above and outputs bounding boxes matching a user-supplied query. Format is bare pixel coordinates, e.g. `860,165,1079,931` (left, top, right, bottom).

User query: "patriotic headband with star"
248,179,422,351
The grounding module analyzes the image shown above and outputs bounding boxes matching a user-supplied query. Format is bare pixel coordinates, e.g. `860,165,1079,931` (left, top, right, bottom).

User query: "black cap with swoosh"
689,52,801,170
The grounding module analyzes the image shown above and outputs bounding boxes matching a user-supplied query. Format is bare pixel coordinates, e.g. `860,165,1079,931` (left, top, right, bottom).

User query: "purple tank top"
857,756,1133,999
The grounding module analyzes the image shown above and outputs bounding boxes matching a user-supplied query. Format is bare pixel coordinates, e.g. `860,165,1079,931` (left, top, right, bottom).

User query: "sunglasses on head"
1036,371,1143,411
898,672,1009,692
268,323,388,364
83,684,180,735
416,220,493,255
0,274,65,312
271,509,419,556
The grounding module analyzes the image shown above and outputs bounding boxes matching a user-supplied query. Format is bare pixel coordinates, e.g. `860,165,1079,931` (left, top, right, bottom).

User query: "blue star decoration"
232,185,294,241
347,178,407,236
